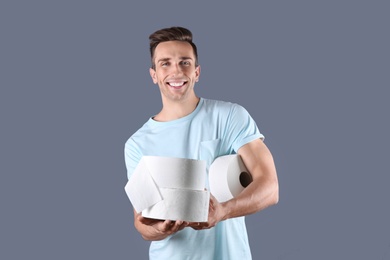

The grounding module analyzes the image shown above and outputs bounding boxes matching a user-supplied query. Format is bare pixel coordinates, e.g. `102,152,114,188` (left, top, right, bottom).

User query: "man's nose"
171,63,182,76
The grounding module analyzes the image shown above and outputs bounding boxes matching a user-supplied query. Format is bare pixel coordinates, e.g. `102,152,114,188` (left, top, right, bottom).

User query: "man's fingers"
160,220,187,233
139,217,189,233
161,220,173,232
188,222,209,230
138,215,152,225
139,216,162,226
209,193,218,211
170,220,186,232
177,221,189,231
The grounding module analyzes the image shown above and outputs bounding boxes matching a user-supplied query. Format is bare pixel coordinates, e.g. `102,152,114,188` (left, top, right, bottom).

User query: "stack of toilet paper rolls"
124,154,251,222
125,156,210,222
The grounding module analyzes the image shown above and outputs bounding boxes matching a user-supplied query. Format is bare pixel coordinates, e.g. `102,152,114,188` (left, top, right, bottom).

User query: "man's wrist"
220,201,233,221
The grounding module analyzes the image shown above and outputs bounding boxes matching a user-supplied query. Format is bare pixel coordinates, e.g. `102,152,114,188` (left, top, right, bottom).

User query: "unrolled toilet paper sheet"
124,157,162,213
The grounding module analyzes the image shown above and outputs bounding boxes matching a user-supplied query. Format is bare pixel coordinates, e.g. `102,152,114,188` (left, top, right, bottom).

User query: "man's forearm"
220,175,279,220
220,139,279,220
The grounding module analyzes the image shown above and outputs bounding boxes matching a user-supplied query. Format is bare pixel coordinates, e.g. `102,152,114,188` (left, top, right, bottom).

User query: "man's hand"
138,215,188,234
134,211,188,240
189,194,226,230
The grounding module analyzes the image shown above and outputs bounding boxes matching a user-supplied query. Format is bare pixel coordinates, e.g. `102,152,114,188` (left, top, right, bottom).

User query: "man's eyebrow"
157,58,170,63
180,56,193,60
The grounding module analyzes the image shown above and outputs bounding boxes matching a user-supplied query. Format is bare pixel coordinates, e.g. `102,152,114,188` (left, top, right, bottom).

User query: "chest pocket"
199,138,221,169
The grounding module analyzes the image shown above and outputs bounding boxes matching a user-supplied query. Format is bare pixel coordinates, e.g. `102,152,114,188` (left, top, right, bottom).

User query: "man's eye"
161,62,169,67
182,61,190,66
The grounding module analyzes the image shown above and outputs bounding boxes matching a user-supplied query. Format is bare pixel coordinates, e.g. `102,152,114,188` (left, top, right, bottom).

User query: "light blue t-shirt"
124,98,264,260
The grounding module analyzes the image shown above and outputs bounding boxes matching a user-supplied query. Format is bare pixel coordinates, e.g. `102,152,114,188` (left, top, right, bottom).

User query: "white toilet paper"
208,154,253,203
142,187,210,222
124,157,162,213
124,156,209,222
125,155,252,222
143,156,206,190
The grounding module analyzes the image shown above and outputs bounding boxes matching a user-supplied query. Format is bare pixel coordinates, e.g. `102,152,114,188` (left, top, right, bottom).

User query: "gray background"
1,1,389,259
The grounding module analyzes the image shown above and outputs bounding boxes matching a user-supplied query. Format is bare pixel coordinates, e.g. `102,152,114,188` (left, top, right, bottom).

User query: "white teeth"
169,82,184,87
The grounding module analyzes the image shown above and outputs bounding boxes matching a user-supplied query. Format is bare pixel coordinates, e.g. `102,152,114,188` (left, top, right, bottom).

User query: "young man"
124,26,279,259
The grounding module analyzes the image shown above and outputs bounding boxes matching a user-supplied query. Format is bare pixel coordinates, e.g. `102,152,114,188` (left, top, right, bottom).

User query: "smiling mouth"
167,81,187,89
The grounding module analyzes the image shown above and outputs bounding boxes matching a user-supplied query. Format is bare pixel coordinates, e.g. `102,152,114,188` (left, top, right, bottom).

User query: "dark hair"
149,26,198,69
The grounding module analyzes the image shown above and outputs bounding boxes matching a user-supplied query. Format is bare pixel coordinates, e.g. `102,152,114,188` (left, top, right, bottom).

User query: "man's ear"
195,65,201,82
149,68,157,84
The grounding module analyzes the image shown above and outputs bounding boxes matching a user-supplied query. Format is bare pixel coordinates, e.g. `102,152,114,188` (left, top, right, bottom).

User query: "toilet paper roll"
144,156,206,190
208,155,253,203
124,156,208,217
142,187,210,222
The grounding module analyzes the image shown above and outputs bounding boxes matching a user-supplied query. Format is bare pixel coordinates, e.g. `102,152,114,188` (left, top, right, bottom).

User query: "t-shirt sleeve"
124,138,143,180
224,104,264,153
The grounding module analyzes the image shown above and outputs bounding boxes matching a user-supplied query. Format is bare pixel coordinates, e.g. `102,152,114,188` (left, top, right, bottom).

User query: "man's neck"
153,96,200,122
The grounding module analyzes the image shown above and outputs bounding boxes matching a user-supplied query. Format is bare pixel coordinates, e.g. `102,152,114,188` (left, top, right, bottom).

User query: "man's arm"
193,138,279,229
133,210,189,241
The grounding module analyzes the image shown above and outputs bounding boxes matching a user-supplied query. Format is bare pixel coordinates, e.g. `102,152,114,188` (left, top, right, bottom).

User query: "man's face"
150,41,200,103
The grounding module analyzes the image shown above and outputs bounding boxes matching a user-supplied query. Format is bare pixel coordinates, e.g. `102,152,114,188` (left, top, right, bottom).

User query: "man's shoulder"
202,98,242,111
125,119,152,144
201,98,246,115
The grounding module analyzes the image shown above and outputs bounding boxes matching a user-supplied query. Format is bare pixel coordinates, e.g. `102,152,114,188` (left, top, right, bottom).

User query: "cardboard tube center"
239,171,253,188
